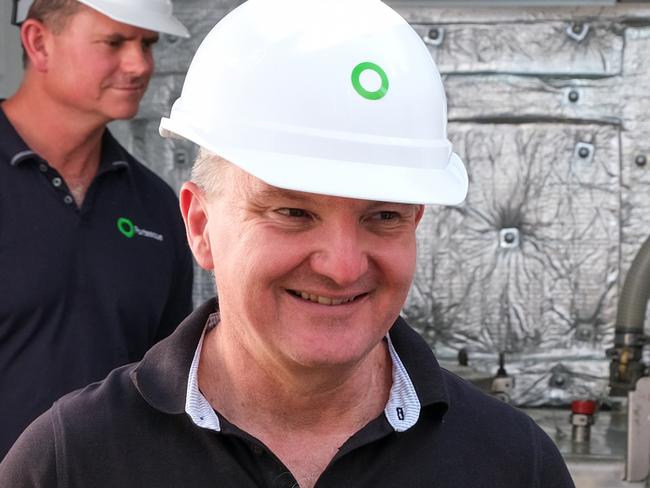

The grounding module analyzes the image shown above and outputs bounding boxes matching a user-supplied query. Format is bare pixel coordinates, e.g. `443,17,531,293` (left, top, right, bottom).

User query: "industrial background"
2,0,650,416
110,0,650,409
4,0,650,484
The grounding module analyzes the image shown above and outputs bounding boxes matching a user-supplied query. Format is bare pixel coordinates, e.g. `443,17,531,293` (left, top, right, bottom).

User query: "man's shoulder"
54,363,142,423
122,153,179,203
440,367,532,427
104,131,179,205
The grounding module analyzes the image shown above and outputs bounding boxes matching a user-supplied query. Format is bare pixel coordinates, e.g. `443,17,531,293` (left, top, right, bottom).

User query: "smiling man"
0,0,575,486
0,0,192,459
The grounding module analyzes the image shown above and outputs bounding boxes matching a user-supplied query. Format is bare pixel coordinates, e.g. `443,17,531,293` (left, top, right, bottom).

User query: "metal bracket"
626,377,650,481
566,22,590,43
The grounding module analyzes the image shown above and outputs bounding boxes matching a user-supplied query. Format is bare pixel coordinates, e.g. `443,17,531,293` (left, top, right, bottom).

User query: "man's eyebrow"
253,186,316,204
100,33,159,43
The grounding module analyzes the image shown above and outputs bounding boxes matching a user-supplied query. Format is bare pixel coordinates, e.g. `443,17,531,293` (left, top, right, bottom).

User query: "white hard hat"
160,0,467,205
12,0,189,38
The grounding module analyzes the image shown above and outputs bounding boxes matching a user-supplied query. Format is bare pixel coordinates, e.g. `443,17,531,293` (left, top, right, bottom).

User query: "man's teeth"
298,291,355,306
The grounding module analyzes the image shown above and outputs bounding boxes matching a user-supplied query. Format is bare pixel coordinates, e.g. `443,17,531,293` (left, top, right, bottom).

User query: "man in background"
0,0,193,458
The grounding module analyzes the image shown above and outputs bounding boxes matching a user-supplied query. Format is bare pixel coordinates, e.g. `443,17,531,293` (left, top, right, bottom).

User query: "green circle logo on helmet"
351,62,389,101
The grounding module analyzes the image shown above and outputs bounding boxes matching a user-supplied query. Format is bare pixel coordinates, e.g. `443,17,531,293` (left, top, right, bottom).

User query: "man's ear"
20,19,50,72
414,204,425,227
180,182,215,270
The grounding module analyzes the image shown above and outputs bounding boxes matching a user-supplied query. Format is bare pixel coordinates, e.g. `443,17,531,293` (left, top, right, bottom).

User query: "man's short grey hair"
25,0,82,31
191,148,231,199
22,0,83,66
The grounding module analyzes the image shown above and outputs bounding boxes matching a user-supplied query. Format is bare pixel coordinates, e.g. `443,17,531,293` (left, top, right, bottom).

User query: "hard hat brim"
77,0,190,37
160,118,468,206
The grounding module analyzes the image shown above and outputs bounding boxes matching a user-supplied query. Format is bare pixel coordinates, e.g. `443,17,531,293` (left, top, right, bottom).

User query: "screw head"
551,374,566,388
578,147,590,158
428,28,440,40
635,155,647,167
568,90,579,103
572,23,584,34
504,232,515,244
174,150,188,166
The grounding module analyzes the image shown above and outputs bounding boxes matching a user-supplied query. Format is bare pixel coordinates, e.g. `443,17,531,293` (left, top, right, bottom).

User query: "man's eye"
277,208,309,218
373,211,399,221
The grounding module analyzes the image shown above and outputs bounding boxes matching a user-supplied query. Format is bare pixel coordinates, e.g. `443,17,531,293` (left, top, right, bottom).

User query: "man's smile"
287,289,368,306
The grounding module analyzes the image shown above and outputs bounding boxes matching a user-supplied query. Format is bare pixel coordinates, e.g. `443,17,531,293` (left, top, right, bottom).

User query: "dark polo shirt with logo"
0,299,575,487
0,105,194,459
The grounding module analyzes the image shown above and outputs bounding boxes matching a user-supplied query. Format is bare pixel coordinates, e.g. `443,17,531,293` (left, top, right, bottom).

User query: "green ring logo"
351,62,389,101
117,217,135,238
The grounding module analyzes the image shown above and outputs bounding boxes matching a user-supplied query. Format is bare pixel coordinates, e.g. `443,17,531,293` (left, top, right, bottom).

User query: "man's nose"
121,43,153,77
309,222,369,287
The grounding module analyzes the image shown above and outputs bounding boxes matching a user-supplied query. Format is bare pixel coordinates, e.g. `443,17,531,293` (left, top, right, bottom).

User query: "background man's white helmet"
160,0,467,205
13,0,189,37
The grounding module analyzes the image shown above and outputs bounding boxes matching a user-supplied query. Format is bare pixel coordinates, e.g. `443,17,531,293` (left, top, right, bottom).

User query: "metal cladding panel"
405,122,619,405
412,21,624,76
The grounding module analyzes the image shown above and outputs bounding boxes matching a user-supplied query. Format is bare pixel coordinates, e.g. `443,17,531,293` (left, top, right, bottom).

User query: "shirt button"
63,195,74,205
52,177,62,187
39,163,48,173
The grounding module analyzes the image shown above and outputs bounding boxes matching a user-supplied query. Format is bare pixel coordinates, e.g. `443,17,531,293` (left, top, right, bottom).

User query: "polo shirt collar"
0,101,131,172
0,102,33,166
131,298,218,414
131,299,450,426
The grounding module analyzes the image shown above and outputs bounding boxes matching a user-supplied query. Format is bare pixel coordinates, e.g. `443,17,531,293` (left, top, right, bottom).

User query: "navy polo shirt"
0,300,575,487
0,104,194,459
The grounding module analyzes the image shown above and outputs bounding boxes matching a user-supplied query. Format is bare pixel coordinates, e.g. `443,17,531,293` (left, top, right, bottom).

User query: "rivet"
568,90,579,103
499,227,520,248
551,373,566,388
635,155,647,167
578,147,590,158
423,27,445,47
174,149,188,166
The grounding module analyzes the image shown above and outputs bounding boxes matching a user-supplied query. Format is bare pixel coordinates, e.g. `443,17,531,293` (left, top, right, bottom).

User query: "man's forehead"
248,178,409,209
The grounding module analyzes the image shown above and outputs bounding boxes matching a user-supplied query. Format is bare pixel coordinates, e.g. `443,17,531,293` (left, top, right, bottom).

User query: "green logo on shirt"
116,217,164,242
117,217,136,238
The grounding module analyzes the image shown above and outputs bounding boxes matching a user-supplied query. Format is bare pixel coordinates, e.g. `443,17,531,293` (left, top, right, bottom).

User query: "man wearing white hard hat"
1,0,574,486
0,0,192,459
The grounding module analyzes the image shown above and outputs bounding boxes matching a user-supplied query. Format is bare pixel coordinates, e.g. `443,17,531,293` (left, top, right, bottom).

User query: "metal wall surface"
112,2,650,406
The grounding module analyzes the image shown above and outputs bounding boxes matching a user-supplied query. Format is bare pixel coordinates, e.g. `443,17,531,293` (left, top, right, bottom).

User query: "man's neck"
3,83,107,203
198,321,393,487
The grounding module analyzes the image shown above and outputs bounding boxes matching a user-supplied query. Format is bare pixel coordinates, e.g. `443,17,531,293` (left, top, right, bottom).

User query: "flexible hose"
617,235,650,331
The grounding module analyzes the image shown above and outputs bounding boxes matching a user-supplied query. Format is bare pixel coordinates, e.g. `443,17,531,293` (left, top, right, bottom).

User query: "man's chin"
107,105,140,121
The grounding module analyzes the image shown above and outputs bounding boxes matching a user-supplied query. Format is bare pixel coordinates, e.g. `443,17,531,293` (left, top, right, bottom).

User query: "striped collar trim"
184,313,222,431
184,316,422,433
